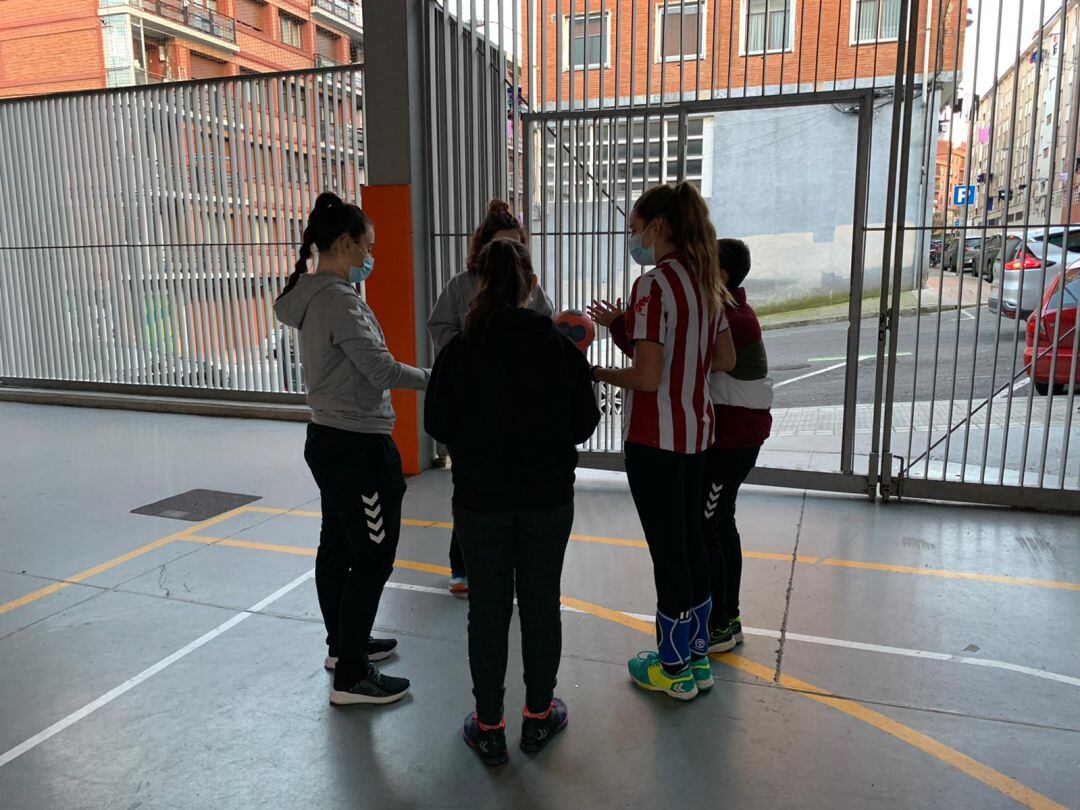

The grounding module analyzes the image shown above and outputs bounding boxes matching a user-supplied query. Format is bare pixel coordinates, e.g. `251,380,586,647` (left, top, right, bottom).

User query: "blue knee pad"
689,597,712,659
656,609,692,669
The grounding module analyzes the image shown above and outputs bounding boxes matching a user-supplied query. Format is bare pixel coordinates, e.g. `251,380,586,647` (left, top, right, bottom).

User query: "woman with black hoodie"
425,239,600,766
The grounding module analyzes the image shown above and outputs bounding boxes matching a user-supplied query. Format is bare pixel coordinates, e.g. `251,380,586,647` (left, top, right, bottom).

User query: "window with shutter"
235,0,265,32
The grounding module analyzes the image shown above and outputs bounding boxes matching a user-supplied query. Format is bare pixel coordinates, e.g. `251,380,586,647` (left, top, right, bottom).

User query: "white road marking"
0,569,315,770
806,352,911,363
774,361,848,388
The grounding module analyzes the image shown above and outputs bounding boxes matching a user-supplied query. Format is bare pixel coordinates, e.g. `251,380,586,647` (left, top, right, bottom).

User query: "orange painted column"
361,184,423,475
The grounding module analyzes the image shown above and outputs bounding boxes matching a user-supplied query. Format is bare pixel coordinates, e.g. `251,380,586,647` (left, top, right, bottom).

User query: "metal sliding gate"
425,0,1079,511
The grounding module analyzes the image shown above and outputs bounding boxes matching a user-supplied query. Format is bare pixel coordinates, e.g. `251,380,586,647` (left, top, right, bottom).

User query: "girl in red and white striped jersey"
592,183,736,700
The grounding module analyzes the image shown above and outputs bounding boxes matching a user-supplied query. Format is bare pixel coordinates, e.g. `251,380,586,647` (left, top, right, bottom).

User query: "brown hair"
632,182,733,314
464,239,535,337
467,199,526,273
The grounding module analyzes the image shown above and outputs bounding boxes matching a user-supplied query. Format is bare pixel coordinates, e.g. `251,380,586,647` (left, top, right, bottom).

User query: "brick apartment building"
527,0,963,106
522,0,966,308
968,0,1080,227
0,0,363,98
933,138,967,227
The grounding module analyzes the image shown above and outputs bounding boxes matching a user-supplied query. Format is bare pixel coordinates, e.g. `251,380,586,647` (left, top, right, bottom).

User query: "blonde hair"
633,182,734,315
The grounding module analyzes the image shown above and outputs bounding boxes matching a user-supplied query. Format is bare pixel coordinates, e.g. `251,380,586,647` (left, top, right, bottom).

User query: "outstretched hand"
587,298,623,328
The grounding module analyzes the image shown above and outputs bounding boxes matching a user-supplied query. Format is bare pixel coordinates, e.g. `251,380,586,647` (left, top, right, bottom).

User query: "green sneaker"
730,617,744,645
690,657,714,690
708,623,736,653
628,652,698,701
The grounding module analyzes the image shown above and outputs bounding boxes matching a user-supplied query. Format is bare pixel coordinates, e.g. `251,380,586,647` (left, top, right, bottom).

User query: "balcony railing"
315,55,364,91
103,0,237,44
313,0,362,29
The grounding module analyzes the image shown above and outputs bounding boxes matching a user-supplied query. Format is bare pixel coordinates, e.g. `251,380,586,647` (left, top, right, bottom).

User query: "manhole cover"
132,489,261,522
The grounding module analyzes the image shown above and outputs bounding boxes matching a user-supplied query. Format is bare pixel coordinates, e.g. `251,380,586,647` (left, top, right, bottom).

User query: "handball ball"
555,309,595,352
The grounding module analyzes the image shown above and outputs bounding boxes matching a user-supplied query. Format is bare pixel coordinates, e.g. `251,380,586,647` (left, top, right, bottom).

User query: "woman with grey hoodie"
427,200,554,595
274,192,429,706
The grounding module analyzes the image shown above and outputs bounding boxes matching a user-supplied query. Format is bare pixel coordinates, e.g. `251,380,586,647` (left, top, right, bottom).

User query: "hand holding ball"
554,310,595,352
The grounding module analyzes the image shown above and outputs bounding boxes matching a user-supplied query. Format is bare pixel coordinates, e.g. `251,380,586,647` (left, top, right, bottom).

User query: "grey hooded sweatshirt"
427,270,555,355
274,273,429,435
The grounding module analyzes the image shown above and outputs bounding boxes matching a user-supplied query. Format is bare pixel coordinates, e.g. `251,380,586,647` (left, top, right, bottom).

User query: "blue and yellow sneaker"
628,652,698,700
689,657,714,690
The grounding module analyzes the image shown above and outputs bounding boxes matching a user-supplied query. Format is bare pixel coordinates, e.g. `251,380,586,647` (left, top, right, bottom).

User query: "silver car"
987,227,1080,320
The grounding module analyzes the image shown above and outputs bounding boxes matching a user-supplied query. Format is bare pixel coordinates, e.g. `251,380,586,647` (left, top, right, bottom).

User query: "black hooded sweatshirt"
424,308,601,513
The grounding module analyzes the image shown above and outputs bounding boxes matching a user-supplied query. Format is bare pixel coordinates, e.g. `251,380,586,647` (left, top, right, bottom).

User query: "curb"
761,299,968,332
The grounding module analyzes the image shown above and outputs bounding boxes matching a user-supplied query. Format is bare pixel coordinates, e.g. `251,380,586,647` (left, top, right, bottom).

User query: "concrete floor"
1,402,1078,809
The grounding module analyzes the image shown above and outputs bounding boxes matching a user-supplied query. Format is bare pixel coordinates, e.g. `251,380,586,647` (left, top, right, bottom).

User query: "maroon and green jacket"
608,287,772,449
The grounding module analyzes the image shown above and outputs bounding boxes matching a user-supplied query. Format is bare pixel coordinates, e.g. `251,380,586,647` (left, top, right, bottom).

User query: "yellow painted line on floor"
560,593,1065,810
243,506,324,519
232,505,1080,592
184,525,1065,809
184,535,316,558
811,557,1080,591
182,535,462,579
0,507,252,616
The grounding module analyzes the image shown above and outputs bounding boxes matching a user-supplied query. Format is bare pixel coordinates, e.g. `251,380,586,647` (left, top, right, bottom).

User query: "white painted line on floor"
385,584,1080,689
0,569,315,770
622,612,1080,689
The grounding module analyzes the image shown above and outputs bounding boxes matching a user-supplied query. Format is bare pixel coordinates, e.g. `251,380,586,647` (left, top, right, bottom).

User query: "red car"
1025,262,1080,396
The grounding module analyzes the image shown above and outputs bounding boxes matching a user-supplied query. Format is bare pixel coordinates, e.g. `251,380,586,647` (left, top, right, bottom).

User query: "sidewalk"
758,274,991,331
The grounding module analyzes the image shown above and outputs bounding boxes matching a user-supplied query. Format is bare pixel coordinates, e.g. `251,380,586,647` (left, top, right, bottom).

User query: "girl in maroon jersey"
590,183,735,700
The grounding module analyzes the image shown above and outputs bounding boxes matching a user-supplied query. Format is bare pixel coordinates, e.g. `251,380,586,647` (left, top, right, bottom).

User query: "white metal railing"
0,66,365,394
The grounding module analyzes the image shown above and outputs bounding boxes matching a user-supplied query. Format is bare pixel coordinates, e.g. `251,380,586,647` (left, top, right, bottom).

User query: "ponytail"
632,182,735,316
467,198,527,273
464,238,535,337
279,191,371,299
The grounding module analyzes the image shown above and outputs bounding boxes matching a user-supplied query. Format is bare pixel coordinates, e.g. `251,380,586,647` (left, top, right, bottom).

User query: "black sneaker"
708,623,736,653
330,664,410,706
324,637,398,671
367,636,398,662
730,617,744,645
520,698,568,754
463,713,509,766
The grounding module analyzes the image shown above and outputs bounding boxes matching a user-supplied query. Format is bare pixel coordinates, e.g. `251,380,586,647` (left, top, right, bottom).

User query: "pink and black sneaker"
520,698,568,754
463,713,509,766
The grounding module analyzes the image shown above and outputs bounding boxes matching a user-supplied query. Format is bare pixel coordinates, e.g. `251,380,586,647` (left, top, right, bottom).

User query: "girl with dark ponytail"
274,192,429,707
425,239,600,765
427,199,555,595
589,181,736,702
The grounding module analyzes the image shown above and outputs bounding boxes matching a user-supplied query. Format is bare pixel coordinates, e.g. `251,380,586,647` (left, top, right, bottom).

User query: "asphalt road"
766,303,1033,410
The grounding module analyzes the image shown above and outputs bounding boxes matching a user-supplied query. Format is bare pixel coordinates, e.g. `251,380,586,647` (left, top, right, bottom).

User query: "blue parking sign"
953,184,976,206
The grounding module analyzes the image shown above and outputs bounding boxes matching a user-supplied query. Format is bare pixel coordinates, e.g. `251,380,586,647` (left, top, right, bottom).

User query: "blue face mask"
349,254,375,285
628,228,655,266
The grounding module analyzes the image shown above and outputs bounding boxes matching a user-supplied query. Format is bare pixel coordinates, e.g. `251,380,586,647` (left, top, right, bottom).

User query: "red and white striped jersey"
622,254,729,454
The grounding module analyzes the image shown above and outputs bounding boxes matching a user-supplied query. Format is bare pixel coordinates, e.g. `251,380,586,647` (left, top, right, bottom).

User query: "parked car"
929,239,943,267
942,235,984,274
1024,259,1079,396
988,227,1080,319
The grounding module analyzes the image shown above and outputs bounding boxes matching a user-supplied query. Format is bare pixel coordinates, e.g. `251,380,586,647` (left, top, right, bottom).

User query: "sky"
965,0,1063,96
